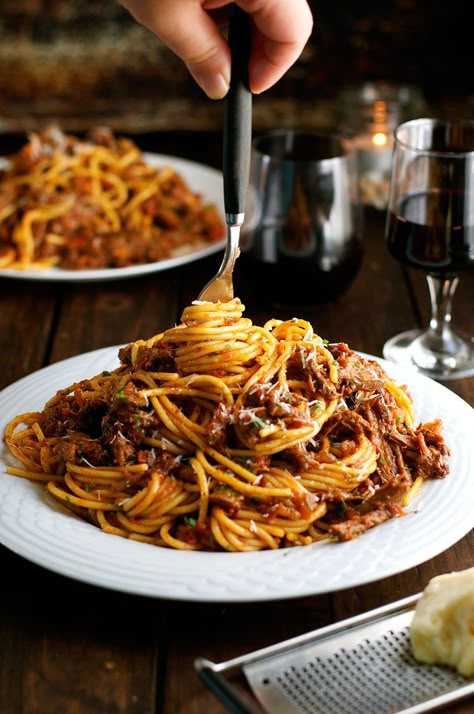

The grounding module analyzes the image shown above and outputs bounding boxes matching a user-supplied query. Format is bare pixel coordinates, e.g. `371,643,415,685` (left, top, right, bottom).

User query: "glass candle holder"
337,82,426,209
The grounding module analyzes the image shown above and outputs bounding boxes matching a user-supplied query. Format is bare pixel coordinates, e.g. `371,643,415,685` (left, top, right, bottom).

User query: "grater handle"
195,658,258,714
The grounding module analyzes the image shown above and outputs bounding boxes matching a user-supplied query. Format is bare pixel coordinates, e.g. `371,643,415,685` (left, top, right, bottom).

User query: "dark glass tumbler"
238,131,363,309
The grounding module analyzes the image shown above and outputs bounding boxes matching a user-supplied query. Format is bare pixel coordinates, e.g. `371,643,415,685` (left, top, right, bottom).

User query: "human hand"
119,0,313,99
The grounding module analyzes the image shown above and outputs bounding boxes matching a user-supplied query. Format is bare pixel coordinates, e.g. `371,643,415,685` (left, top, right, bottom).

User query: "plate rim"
0,345,473,602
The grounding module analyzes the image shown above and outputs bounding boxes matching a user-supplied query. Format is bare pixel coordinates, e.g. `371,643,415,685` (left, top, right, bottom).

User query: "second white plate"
0,152,225,282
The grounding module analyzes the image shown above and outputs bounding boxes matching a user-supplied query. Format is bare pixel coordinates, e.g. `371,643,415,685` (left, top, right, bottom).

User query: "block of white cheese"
410,567,474,678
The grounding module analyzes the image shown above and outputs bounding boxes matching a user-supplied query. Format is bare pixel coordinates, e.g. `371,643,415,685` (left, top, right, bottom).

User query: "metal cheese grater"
195,594,474,714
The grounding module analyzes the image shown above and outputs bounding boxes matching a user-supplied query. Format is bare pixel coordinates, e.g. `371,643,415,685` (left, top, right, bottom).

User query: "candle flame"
372,132,388,147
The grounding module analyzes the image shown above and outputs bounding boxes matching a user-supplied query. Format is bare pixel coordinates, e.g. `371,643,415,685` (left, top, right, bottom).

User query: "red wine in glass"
387,189,474,273
383,118,474,380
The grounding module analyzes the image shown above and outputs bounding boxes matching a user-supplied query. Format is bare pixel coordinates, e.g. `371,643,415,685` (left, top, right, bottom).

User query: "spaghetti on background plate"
0,126,225,271
4,299,450,552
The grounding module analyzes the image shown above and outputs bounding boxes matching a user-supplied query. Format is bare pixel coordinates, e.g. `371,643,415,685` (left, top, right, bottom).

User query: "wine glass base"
383,328,474,381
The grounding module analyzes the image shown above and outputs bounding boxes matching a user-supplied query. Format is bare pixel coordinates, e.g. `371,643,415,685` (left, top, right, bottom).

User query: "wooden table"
0,131,472,714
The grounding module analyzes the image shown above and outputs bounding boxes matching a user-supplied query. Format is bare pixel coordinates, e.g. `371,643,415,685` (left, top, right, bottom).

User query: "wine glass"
383,117,474,380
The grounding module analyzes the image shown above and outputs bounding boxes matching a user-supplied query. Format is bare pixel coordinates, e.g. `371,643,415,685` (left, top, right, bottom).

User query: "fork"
198,5,252,302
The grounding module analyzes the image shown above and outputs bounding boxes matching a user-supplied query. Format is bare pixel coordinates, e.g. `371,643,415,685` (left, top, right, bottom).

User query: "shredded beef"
283,443,320,471
101,425,136,465
331,344,386,397
52,432,107,466
153,451,182,475
39,395,106,437
207,402,233,448
209,490,245,515
293,345,337,401
118,341,177,372
329,501,404,541
242,383,312,428
389,419,450,480
324,409,371,442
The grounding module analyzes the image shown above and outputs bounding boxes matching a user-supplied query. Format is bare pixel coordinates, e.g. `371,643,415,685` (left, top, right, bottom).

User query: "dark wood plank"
47,272,181,363
0,548,158,714
0,279,57,389
161,595,333,714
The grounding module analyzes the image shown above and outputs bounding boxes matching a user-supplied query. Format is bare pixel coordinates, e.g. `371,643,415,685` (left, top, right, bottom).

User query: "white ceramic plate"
0,153,225,282
0,347,473,603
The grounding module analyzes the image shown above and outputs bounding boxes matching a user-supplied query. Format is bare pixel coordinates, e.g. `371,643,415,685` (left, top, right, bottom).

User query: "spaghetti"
0,126,225,270
4,299,450,551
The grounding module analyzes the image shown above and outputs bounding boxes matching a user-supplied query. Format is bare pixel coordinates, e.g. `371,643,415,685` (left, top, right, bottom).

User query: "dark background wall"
0,0,472,134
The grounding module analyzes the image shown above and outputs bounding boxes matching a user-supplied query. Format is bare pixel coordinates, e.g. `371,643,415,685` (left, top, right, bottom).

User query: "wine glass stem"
425,273,459,354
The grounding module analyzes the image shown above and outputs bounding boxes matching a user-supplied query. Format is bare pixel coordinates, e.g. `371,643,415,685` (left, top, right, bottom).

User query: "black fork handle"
223,4,253,218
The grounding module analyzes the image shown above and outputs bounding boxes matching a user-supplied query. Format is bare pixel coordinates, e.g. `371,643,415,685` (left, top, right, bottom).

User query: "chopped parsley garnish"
251,415,268,429
311,401,323,416
78,454,95,467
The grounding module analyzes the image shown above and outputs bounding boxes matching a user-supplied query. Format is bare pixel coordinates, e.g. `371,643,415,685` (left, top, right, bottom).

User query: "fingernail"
249,60,270,95
249,60,283,94
194,71,230,100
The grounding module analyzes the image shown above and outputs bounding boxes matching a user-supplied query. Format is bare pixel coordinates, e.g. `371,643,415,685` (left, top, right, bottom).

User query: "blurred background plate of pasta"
0,128,226,283
0,347,472,603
